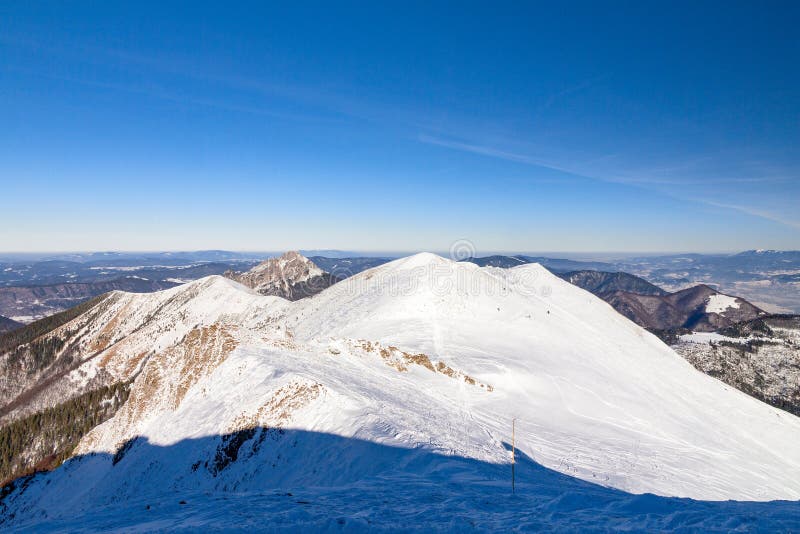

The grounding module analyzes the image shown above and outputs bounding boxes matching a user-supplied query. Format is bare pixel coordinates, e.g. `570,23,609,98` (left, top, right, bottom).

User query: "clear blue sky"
1,1,798,253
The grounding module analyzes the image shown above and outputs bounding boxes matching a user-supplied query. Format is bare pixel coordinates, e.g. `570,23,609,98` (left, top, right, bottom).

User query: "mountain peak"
250,250,320,273
394,252,450,269
225,251,336,300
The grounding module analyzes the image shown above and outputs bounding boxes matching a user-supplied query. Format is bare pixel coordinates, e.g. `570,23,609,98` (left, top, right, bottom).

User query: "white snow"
3,254,800,531
679,332,744,344
678,332,784,345
67,360,100,388
706,293,740,314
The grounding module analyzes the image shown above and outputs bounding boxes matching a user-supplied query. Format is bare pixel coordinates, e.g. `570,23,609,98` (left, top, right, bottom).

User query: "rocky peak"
225,251,337,300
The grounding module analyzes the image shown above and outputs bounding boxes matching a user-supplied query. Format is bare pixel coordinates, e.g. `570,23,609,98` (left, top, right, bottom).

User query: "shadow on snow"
1,427,798,531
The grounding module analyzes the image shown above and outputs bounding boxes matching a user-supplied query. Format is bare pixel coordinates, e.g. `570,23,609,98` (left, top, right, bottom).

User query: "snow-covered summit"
2,253,800,530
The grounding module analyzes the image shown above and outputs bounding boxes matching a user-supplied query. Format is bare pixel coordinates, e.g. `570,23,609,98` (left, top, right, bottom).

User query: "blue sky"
1,1,798,253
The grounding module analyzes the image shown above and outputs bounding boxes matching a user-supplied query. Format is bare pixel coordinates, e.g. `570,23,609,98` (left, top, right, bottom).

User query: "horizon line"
0,248,795,256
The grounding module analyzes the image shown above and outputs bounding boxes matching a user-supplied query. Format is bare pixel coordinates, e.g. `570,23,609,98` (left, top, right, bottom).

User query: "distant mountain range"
601,284,764,332
307,256,393,277
0,260,260,288
464,255,614,272
612,250,800,313
0,250,268,264
557,270,667,296
0,278,180,323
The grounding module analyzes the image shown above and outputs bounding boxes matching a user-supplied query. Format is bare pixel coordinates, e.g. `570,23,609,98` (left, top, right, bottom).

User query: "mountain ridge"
557,270,667,296
605,284,764,331
2,253,800,530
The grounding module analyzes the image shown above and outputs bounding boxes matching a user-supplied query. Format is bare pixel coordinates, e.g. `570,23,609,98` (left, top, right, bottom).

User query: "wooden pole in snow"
512,418,516,494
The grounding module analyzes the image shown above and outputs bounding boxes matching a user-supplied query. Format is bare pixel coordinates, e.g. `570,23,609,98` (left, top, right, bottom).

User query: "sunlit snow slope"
285,253,800,499
2,253,800,530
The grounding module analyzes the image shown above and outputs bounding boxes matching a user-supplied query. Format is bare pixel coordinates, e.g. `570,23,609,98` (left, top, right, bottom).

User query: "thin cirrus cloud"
416,134,579,177
696,200,800,230
11,31,786,193
416,133,800,230
3,21,798,248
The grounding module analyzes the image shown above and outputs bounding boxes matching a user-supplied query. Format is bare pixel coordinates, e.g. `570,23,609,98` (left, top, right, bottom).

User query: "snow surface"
705,293,740,314
679,332,745,344
2,253,800,531
679,332,785,345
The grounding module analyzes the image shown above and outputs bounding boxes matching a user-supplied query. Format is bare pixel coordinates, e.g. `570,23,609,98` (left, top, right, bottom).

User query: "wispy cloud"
420,134,792,186
418,133,800,230
540,74,610,112
697,200,800,230
1,31,373,124
6,31,798,234
3,64,332,123
417,134,592,178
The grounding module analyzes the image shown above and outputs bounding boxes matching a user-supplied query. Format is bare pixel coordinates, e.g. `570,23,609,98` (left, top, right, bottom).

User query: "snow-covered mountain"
224,251,339,300
2,253,800,530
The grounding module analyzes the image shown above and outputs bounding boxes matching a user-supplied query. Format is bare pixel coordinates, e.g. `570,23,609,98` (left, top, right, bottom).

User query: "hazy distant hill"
0,315,22,333
614,250,800,313
0,278,179,323
308,256,392,277
0,259,259,288
557,270,667,296
463,255,614,272
604,285,765,331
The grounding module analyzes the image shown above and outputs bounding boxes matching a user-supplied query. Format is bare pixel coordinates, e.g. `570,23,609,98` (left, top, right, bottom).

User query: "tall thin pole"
512,418,516,494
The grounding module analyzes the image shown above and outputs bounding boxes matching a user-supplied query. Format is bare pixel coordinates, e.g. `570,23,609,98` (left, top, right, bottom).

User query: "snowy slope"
284,253,800,499
706,293,741,314
2,253,800,530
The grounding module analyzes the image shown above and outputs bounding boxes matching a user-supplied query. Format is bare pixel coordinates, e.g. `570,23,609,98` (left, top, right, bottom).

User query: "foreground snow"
6,452,800,532
2,253,800,530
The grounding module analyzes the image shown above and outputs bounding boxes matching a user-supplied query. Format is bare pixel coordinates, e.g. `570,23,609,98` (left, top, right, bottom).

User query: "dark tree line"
0,381,131,486
0,294,108,356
